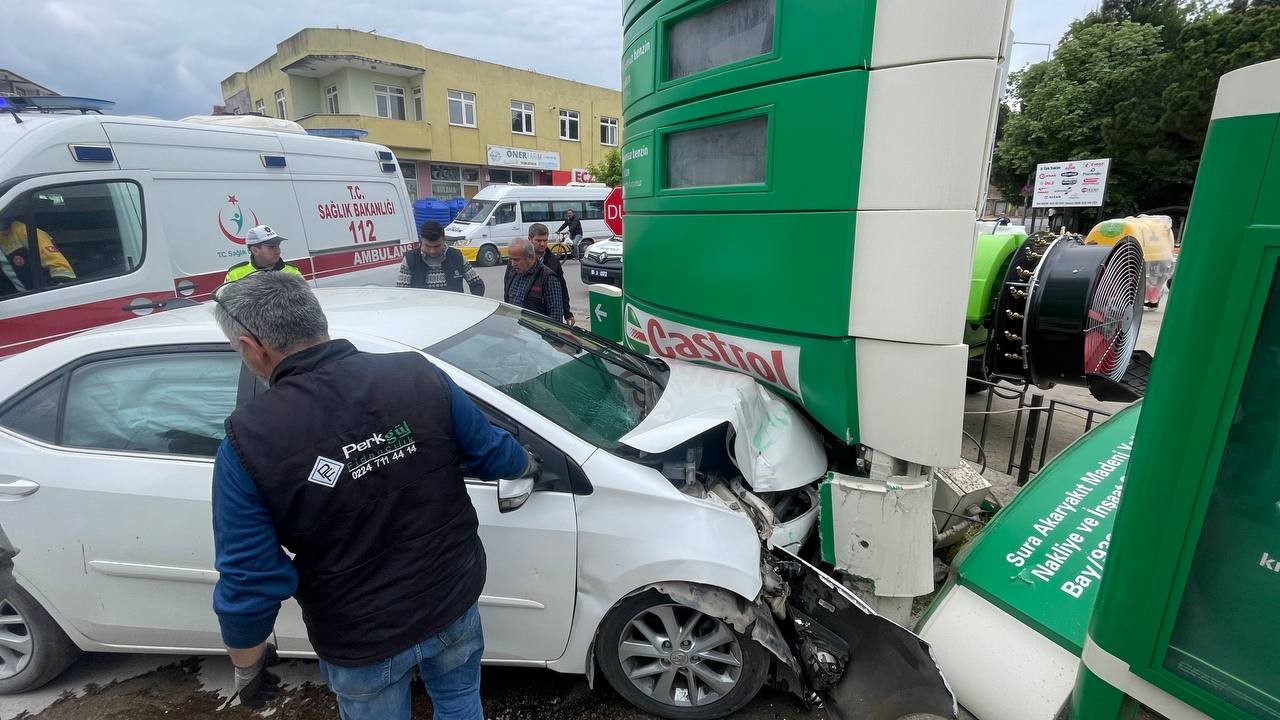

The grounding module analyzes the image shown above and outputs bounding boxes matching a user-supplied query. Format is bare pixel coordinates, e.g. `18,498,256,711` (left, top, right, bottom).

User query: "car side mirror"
497,476,534,513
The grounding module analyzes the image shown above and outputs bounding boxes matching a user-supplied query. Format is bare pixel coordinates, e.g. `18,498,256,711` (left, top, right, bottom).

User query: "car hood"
619,360,826,492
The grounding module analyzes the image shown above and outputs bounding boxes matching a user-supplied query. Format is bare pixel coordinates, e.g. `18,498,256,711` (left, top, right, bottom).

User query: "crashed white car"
0,289,953,719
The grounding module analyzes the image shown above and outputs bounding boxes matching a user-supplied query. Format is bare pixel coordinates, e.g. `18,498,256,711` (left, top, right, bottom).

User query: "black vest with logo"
224,340,484,666
405,247,467,291
504,264,550,316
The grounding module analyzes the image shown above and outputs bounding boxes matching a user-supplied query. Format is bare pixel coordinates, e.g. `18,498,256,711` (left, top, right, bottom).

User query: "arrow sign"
595,303,608,322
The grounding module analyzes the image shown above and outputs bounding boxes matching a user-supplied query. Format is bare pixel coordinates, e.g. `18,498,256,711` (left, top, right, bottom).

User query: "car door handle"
0,475,39,497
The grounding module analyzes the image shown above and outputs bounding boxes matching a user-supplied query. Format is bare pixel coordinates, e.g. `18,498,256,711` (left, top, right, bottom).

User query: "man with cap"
223,225,303,283
396,221,485,295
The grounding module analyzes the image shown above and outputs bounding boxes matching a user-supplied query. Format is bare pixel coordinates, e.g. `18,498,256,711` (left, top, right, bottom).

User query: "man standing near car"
397,220,485,295
503,237,564,321
209,272,535,719
523,223,573,325
555,208,583,259
223,225,303,283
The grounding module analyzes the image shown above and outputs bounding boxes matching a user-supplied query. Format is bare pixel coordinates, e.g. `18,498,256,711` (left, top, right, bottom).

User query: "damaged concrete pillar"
819,450,936,626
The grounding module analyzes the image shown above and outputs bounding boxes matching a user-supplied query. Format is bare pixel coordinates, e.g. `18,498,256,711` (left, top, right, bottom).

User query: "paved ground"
2,261,1169,720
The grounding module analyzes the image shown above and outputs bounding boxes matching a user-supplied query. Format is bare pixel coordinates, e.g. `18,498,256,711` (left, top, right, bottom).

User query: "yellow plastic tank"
1087,215,1177,307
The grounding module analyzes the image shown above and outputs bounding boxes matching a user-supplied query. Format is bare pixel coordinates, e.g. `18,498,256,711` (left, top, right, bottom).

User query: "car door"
464,398,580,662
491,201,520,253
0,344,248,651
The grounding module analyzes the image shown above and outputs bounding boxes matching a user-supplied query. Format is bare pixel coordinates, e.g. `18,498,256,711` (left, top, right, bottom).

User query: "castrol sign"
625,305,802,398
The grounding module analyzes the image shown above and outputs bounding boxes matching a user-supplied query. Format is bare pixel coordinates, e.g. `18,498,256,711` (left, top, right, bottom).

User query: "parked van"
0,106,417,355
443,185,611,266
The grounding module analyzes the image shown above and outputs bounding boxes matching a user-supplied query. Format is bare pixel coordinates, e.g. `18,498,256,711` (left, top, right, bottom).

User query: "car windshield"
455,200,496,223
429,306,667,449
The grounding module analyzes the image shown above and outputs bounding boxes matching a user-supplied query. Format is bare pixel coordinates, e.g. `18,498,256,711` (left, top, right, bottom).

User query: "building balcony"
296,114,431,155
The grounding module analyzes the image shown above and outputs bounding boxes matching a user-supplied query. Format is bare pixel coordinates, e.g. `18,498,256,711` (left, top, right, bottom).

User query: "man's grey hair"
508,237,535,258
213,272,329,353
528,222,548,239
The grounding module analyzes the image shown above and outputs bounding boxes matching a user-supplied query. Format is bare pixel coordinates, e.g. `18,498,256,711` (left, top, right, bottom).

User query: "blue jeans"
319,604,484,720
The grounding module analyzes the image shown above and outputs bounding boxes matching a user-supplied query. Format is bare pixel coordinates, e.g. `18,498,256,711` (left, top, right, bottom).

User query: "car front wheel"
0,585,81,694
596,589,770,720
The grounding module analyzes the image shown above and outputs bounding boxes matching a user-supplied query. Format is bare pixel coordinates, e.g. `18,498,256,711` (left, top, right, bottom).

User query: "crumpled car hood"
619,360,827,492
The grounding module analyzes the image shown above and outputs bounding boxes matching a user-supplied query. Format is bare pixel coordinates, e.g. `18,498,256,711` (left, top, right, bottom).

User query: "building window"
600,116,619,146
254,99,265,115
510,100,534,135
559,109,580,141
448,90,476,127
274,90,287,119
325,85,339,114
413,87,423,121
374,84,407,120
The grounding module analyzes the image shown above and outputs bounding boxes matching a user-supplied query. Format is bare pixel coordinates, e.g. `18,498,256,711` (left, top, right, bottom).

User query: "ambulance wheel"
477,245,501,267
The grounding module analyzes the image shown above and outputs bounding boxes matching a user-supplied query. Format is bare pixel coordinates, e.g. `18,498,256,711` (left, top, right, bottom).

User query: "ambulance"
0,97,417,355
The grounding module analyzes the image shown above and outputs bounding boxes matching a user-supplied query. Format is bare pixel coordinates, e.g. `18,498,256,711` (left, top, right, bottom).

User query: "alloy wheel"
0,597,33,680
616,603,744,708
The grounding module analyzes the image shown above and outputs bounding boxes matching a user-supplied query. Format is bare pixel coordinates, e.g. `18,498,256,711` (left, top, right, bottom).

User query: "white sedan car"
0,289,954,719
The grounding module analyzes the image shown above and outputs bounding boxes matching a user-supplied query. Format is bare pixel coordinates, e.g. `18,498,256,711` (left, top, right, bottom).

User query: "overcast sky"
6,0,1098,119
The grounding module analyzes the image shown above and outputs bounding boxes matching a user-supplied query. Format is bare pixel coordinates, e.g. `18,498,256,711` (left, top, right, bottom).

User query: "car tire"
595,589,770,720
477,245,501,267
0,585,81,694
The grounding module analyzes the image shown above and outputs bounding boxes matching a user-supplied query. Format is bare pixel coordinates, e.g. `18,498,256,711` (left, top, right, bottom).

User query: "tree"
993,22,1180,213
992,5,1280,216
587,149,622,188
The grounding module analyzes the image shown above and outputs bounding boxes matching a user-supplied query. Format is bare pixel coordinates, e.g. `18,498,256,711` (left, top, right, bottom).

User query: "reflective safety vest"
223,259,303,283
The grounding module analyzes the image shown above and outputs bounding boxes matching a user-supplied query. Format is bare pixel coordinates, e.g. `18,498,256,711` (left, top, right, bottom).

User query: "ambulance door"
0,171,173,355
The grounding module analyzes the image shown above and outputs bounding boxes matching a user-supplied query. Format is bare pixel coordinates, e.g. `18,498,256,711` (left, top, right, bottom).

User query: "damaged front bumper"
659,548,957,720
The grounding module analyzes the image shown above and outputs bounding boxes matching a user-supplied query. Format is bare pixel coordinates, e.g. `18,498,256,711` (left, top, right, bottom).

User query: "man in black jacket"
210,272,534,718
527,223,574,325
396,221,485,295
555,208,583,259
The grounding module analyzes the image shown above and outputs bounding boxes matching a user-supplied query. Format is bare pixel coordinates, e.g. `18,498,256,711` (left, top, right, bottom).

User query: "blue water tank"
412,198,454,232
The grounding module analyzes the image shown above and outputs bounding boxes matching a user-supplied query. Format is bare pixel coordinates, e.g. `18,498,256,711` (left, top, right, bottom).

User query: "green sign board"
956,403,1141,653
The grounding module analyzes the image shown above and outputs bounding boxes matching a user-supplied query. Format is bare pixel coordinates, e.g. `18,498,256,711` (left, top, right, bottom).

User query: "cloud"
4,0,624,119
7,1,1100,119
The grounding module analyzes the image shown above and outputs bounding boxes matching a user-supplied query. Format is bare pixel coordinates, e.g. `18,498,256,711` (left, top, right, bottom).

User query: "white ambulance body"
0,112,416,355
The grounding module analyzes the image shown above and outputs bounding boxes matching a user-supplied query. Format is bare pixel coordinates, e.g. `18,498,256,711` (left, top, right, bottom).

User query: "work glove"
232,643,282,709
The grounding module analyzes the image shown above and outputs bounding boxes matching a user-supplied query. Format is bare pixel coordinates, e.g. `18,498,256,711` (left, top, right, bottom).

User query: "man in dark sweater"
527,223,574,325
396,221,485,295
209,272,534,718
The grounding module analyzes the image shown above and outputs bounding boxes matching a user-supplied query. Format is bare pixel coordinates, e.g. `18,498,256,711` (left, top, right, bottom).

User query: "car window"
493,203,517,225
430,306,667,449
0,376,63,443
62,352,241,457
0,180,145,300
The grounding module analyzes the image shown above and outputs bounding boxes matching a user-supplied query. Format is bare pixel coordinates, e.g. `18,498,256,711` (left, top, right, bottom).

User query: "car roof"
0,288,498,383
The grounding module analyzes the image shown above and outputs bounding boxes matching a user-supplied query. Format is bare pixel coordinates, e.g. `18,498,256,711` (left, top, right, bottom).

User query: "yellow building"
221,28,621,200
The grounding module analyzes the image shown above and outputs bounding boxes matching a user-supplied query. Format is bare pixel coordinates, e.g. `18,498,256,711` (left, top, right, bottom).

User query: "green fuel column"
619,0,1014,617
1072,58,1280,720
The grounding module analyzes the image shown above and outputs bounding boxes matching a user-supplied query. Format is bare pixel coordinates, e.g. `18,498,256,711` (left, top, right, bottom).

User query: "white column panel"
850,209,977,344
870,0,1015,68
855,338,965,466
859,60,1003,211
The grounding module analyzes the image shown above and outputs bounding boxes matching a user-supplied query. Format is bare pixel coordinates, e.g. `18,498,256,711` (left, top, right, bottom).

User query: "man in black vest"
503,237,565,320
396,220,485,295
209,272,534,719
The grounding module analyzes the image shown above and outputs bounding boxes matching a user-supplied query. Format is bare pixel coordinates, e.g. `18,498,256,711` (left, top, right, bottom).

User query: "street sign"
1032,158,1110,208
604,186,625,236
